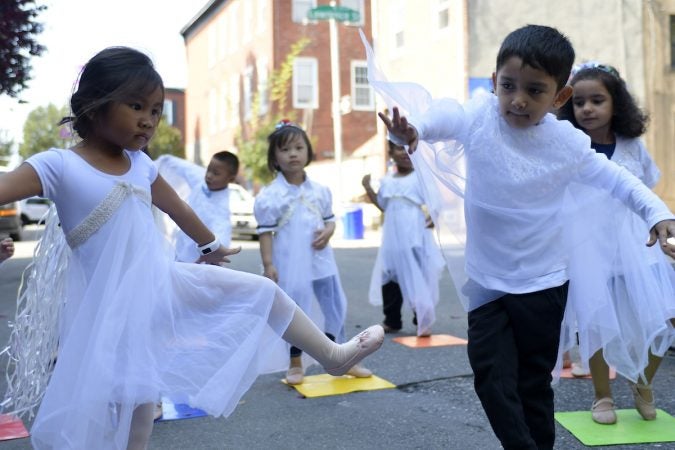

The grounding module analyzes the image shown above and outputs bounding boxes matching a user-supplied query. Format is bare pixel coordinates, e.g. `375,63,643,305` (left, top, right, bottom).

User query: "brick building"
180,0,379,198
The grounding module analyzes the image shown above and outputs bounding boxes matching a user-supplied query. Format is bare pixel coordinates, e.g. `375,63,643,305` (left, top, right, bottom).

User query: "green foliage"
19,103,69,158
236,38,310,185
145,119,184,160
0,0,47,97
0,131,14,160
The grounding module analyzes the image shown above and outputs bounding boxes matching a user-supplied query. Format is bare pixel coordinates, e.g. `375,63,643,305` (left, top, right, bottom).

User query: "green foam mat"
555,409,675,446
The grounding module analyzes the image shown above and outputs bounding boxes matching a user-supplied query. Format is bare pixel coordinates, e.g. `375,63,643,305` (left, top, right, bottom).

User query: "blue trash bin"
342,204,364,239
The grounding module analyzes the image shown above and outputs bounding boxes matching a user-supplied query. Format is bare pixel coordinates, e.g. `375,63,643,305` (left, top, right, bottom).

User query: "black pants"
467,282,568,450
382,281,404,329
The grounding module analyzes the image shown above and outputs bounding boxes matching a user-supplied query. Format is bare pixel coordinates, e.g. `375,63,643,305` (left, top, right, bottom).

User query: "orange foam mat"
392,334,468,348
0,414,29,441
560,367,616,380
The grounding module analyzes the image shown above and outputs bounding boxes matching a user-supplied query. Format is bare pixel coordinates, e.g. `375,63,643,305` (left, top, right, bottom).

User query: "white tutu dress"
254,173,347,345
6,148,296,449
368,172,445,335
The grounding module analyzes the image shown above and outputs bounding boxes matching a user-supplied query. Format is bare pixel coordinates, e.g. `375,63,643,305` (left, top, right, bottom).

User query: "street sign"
307,5,360,23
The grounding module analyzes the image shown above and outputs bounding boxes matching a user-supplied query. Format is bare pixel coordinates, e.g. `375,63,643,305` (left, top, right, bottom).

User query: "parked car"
229,183,258,240
20,196,51,225
0,167,22,240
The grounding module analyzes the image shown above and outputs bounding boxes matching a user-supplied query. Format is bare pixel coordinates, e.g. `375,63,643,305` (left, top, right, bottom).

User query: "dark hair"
60,47,164,139
496,25,575,90
558,67,648,138
266,125,314,173
212,150,240,174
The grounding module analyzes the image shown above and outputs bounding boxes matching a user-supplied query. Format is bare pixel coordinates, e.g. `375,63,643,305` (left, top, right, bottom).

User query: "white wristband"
197,238,220,255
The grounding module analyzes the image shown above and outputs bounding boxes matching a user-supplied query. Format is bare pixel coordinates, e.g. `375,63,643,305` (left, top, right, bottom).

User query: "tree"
236,38,310,185
19,103,68,158
0,131,14,162
144,119,184,160
0,0,47,98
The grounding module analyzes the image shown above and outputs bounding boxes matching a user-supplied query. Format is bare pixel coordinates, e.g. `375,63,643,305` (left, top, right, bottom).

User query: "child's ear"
552,85,573,109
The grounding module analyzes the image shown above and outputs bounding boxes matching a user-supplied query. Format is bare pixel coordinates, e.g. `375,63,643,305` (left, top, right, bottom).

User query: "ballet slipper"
346,364,373,378
285,366,305,385
591,397,617,424
629,382,656,420
325,325,384,376
570,362,591,378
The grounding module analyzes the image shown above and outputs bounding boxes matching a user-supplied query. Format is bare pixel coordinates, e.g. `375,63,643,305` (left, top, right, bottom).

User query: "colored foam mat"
283,374,396,398
559,367,616,380
555,409,675,446
0,414,29,441
157,398,208,421
392,334,468,348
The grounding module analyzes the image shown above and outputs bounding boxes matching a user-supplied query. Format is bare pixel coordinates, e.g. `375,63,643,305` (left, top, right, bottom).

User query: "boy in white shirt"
376,25,675,450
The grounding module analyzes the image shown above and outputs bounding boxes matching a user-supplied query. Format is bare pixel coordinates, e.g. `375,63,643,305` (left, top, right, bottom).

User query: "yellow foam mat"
555,409,675,446
283,374,396,398
392,334,468,348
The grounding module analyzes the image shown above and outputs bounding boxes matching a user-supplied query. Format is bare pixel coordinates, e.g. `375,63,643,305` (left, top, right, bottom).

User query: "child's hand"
263,264,278,282
647,220,675,258
378,107,419,154
361,174,372,189
196,245,242,266
312,227,334,250
0,238,14,263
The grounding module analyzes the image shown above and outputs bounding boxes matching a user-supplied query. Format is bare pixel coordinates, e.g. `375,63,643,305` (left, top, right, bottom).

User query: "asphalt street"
0,227,673,449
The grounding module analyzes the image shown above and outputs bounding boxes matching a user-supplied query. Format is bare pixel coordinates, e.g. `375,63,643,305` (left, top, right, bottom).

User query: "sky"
0,0,204,149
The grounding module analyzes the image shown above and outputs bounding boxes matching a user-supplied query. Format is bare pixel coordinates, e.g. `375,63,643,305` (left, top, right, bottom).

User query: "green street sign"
307,5,360,23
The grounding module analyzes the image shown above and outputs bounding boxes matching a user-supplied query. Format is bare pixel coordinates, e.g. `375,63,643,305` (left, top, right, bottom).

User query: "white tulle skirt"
30,195,295,449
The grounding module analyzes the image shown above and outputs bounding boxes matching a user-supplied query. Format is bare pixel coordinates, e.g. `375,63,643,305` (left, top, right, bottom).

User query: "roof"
180,0,227,40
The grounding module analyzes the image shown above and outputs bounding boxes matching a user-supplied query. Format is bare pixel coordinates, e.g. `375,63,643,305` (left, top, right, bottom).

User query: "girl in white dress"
362,140,445,336
0,47,383,450
254,121,372,385
559,62,675,425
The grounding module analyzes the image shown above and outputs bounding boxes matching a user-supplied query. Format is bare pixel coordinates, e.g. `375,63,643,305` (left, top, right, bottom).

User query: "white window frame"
292,0,316,23
292,57,319,109
257,58,269,115
340,0,364,26
243,66,254,120
350,61,374,111
163,100,174,125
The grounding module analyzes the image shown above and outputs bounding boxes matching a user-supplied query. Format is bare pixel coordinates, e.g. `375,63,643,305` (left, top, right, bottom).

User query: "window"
293,57,318,109
390,0,405,50
243,0,252,42
243,66,254,120
208,89,218,134
230,75,240,127
257,0,267,33
292,0,315,23
257,58,269,115
671,15,675,69
207,26,217,68
163,100,174,125
340,0,364,26
351,61,374,110
436,0,449,30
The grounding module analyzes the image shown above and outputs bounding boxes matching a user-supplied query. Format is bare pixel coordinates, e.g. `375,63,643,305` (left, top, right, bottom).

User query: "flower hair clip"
571,61,620,79
274,119,302,130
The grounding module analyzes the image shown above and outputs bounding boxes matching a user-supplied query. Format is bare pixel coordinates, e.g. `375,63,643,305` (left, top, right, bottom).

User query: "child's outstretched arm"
361,174,383,212
378,107,419,153
0,238,14,263
151,174,240,265
0,164,43,206
258,232,278,282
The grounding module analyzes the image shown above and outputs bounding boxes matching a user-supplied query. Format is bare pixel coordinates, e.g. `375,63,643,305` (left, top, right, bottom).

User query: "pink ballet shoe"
285,366,305,385
325,325,384,376
346,364,373,378
629,382,656,420
591,397,616,424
